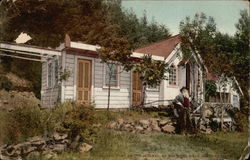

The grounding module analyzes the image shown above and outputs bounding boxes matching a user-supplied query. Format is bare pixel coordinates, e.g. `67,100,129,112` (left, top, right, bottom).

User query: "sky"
122,0,249,35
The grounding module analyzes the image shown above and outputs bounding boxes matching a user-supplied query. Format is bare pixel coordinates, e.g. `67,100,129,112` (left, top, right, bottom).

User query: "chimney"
65,34,71,47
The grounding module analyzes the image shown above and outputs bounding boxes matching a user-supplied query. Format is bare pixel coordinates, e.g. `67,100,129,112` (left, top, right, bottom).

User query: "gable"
134,34,181,58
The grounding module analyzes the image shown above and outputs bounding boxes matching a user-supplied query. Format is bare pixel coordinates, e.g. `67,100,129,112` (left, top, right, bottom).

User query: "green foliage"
134,55,168,88
0,105,53,144
0,74,13,91
180,11,250,103
59,68,71,82
233,9,250,100
57,104,97,142
107,0,171,49
204,80,217,101
133,55,169,106
0,103,98,145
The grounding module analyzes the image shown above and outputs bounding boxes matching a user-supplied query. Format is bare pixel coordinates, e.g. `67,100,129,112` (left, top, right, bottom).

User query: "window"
48,63,53,88
47,60,59,88
105,64,118,87
54,60,59,85
169,65,177,85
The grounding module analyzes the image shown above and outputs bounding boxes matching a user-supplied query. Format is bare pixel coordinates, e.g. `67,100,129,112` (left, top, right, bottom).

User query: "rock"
122,124,133,132
159,120,170,126
50,144,66,153
107,122,117,129
152,125,161,132
151,120,161,132
139,120,150,128
79,143,93,153
117,119,124,125
162,125,175,133
52,133,68,141
134,126,144,133
149,118,158,125
117,119,124,129
200,125,206,131
22,146,37,156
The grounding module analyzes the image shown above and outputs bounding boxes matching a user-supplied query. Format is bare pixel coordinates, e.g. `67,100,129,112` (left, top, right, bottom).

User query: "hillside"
0,71,40,111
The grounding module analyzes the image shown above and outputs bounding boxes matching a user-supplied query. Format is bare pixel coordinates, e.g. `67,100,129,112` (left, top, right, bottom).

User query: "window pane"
169,66,176,85
48,63,52,87
105,64,118,86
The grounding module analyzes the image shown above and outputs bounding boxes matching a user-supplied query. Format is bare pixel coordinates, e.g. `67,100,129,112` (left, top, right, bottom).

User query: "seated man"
173,87,193,134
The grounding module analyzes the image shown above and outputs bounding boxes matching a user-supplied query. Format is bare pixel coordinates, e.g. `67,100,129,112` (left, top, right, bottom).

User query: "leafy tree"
179,13,236,130
107,0,171,49
99,34,132,110
233,9,250,101
133,55,168,108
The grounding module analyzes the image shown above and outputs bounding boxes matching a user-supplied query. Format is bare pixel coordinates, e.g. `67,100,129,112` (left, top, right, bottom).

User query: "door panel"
77,59,91,104
132,72,142,106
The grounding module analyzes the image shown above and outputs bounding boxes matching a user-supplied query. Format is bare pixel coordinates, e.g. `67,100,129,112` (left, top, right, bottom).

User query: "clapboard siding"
61,54,132,108
145,90,160,106
92,58,131,108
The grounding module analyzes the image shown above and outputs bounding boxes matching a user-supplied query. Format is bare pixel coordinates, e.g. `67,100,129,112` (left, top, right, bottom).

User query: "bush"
0,105,54,144
0,102,98,145
56,104,97,143
0,74,13,91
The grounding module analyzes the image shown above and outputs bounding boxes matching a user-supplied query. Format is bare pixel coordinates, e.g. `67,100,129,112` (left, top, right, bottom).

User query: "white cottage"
40,35,206,109
0,34,241,109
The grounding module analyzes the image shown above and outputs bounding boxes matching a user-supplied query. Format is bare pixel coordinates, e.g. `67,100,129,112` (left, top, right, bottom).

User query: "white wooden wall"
41,57,61,108
62,54,131,109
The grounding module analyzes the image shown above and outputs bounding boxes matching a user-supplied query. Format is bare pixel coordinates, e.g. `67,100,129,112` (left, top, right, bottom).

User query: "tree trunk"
140,83,146,111
107,68,112,111
220,91,224,131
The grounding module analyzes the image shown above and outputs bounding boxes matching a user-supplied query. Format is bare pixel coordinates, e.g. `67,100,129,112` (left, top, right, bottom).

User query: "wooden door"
77,59,92,104
132,72,142,106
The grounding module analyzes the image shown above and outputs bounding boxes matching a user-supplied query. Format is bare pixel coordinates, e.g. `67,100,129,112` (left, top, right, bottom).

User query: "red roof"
134,34,181,58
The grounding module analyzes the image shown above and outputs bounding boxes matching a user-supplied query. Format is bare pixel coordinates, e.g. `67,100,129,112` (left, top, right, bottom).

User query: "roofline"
68,41,165,61
0,41,61,56
0,41,61,52
233,77,244,96
134,34,180,51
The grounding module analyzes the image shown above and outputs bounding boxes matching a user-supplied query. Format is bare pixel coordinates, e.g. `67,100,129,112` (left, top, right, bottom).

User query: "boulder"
152,126,161,132
139,120,150,128
162,125,175,133
52,133,68,141
122,124,133,132
134,126,144,133
79,143,93,153
159,120,170,126
107,122,117,129
50,144,66,153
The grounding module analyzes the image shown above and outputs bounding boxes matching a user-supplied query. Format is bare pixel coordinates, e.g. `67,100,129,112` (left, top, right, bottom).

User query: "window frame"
103,63,120,88
168,65,178,86
47,59,59,89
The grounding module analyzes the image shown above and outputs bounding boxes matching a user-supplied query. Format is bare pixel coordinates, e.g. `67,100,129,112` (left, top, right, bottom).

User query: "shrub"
0,105,54,144
56,104,97,143
0,103,98,145
0,74,13,91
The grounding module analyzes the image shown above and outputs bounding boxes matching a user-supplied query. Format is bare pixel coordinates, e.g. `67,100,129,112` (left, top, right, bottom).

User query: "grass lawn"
55,129,247,160
1,107,247,160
